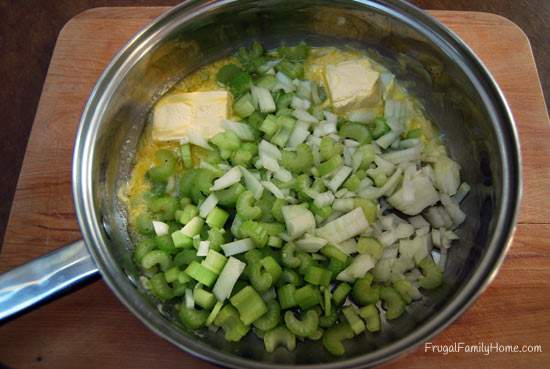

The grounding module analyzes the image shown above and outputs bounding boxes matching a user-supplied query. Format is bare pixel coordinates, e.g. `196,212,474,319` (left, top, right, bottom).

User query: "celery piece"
214,305,250,342
201,249,227,274
417,256,443,289
193,288,216,310
180,144,193,169
369,117,390,139
339,122,372,144
181,216,204,238
240,220,269,248
318,156,343,177
358,304,381,332
380,286,405,320
234,93,256,118
147,149,176,183
178,204,198,224
281,144,314,174
185,261,218,287
236,190,262,221
254,301,281,331
136,213,155,235
332,282,351,306
342,306,365,334
179,305,208,329
205,207,229,229
264,326,296,353
304,265,332,287
149,273,174,301
322,323,354,356
278,284,297,309
352,274,380,306
356,237,384,259
230,286,268,325
294,284,321,310
141,250,172,272
214,182,245,207
284,310,319,337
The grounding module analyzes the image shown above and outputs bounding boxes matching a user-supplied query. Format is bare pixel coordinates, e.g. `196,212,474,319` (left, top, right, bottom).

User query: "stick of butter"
152,91,231,141
324,59,381,114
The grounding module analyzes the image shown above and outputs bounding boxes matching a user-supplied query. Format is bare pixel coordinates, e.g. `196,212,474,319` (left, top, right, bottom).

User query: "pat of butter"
324,59,380,113
152,91,231,141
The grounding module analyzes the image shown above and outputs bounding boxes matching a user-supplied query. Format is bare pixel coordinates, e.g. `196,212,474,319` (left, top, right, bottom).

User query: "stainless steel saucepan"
0,1,521,367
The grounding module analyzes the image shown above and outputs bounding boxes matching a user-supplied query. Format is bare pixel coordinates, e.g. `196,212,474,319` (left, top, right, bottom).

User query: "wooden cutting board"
1,7,549,369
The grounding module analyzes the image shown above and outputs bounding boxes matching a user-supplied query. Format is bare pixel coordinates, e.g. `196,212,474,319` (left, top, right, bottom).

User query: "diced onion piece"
259,139,282,159
212,257,246,301
332,198,355,212
409,215,429,229
296,236,328,252
433,157,461,195
336,254,375,282
239,166,264,200
251,86,276,113
262,181,286,199
282,205,316,240
221,238,256,256
287,121,310,147
387,174,439,215
199,193,219,218
316,208,369,244
440,194,466,227
187,132,213,150
381,146,422,164
346,109,377,123
292,109,318,123
375,131,399,149
185,288,194,309
210,167,242,191
314,191,335,208
327,166,352,192
222,120,257,141
455,182,471,203
334,238,357,255
152,221,169,236
197,240,210,257
291,96,311,110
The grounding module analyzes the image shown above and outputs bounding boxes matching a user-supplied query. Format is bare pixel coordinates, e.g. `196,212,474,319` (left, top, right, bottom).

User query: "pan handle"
0,239,99,322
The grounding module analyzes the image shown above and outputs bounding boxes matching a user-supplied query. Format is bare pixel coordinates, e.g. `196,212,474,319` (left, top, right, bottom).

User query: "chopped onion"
337,254,375,282
291,96,311,110
239,166,264,200
287,121,311,147
212,257,246,301
262,181,286,199
440,194,466,227
314,191,335,207
152,221,169,236
210,167,241,191
327,166,352,192
282,205,316,240
222,120,257,141
199,193,219,218
251,86,276,113
316,208,369,244
197,240,210,257
296,236,328,253
292,109,318,123
221,238,256,256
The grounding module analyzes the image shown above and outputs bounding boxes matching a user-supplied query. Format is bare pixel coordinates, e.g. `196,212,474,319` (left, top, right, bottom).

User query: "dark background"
0,0,548,248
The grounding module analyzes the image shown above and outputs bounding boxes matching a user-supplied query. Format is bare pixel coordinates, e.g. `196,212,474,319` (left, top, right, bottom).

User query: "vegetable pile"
132,42,470,356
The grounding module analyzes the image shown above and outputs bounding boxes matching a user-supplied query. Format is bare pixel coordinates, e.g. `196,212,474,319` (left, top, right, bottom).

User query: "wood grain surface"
0,7,549,369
